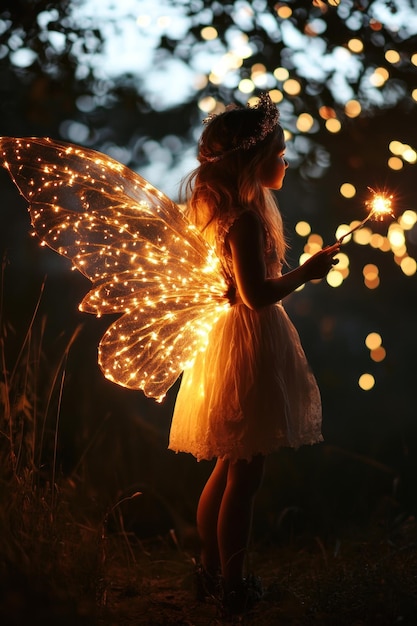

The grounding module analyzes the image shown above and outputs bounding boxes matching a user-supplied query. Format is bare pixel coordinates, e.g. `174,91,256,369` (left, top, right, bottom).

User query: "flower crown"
200,93,280,163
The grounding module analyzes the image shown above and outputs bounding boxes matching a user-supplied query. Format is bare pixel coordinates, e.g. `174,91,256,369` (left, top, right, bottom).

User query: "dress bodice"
213,211,283,290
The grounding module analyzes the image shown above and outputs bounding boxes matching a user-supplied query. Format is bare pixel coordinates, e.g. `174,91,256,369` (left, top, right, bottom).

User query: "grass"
0,264,171,624
0,264,98,624
88,519,417,625
1,261,417,625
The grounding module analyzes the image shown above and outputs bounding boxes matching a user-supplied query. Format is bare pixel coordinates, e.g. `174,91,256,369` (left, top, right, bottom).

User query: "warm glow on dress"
0,137,232,402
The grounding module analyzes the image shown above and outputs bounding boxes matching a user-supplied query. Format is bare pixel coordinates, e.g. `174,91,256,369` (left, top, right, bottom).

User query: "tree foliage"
1,0,416,178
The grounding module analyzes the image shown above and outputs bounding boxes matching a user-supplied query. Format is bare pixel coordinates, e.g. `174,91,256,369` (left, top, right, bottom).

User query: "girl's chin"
269,181,284,190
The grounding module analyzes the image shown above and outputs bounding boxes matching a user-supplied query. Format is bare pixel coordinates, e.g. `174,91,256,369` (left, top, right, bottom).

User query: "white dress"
169,213,322,462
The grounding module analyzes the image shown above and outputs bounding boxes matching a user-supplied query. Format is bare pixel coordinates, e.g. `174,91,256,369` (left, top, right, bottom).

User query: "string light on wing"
0,137,232,402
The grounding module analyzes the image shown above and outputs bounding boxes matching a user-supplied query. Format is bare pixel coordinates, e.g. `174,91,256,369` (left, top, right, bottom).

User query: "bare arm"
228,211,340,310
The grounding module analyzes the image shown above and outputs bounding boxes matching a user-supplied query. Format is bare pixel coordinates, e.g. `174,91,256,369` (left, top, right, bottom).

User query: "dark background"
1,0,417,541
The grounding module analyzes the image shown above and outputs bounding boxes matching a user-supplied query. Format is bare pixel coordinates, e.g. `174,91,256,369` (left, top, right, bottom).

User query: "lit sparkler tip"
337,186,395,244
366,187,395,221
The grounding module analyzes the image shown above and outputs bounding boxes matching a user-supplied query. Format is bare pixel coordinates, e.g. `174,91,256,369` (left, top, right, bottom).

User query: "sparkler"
337,187,395,244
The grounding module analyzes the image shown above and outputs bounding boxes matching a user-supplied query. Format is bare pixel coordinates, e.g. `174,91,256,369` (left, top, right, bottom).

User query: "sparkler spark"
366,187,394,220
338,187,395,243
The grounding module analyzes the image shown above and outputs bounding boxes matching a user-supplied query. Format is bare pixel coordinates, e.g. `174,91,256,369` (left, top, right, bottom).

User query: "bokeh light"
363,263,380,289
295,221,311,237
359,373,375,391
283,79,302,96
365,332,386,363
399,210,417,229
274,67,289,82
238,78,255,93
370,347,386,362
354,227,372,245
269,89,284,103
275,4,292,19
388,156,403,170
198,96,217,114
201,26,218,41
347,38,364,53
296,113,315,133
326,269,344,287
385,49,401,64
325,118,341,133
340,183,356,198
345,100,362,118
369,67,389,87
365,332,382,350
400,256,417,276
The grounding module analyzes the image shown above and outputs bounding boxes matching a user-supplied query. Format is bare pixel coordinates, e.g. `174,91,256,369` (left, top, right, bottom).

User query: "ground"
2,509,417,625
92,517,417,626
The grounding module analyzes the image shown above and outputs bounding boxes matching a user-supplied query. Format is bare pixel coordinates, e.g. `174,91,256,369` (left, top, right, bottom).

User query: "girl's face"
259,130,288,190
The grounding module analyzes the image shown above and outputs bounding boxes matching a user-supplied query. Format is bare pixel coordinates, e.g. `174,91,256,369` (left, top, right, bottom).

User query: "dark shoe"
222,575,263,615
194,563,221,602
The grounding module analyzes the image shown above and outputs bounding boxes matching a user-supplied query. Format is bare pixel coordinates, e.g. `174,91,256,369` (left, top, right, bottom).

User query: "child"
168,93,340,613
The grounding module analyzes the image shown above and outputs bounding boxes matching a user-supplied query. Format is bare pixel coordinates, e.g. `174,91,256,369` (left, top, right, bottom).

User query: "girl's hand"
302,243,341,281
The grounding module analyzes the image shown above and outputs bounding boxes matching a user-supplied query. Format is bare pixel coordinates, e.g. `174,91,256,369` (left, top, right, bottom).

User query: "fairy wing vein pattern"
0,137,231,401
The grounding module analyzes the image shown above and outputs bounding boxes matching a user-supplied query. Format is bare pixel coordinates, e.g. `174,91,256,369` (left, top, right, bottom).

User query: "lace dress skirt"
169,301,322,462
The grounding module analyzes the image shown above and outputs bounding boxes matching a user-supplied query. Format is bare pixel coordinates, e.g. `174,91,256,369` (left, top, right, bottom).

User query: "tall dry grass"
0,259,100,623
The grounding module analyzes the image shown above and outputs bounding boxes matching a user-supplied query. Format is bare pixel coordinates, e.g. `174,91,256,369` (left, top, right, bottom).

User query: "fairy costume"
169,210,323,462
0,95,322,466
0,137,231,404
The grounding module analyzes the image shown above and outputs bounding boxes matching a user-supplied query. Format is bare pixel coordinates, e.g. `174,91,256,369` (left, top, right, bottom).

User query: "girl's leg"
217,454,265,593
196,457,229,575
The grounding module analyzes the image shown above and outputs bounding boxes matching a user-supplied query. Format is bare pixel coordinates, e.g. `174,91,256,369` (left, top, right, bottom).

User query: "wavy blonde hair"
183,105,288,262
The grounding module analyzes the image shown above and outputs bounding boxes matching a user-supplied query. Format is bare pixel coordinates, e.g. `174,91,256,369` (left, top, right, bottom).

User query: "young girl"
168,93,340,613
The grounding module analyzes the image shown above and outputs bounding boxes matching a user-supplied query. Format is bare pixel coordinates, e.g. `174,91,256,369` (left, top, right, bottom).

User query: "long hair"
183,106,288,262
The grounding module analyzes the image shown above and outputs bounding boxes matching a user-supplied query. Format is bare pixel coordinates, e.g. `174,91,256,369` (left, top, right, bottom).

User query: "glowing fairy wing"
0,137,231,401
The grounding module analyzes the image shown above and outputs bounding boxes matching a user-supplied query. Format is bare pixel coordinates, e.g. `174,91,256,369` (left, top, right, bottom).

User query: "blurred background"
1,0,417,542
